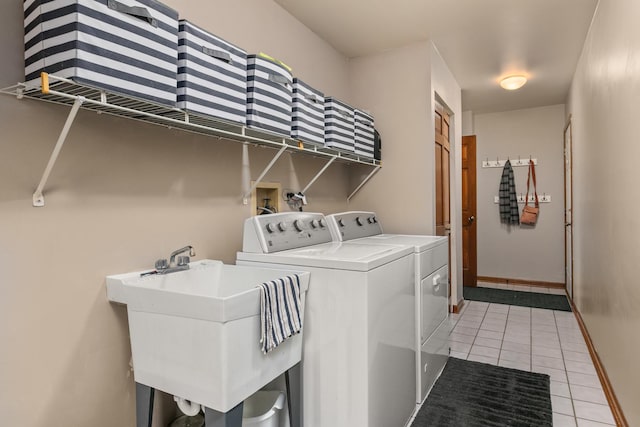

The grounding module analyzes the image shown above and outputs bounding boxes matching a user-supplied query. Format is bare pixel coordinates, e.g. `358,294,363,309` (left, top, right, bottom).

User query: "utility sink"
106,259,309,413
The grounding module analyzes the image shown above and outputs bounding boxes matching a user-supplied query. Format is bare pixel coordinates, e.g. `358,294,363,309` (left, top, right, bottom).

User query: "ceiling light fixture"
500,75,527,90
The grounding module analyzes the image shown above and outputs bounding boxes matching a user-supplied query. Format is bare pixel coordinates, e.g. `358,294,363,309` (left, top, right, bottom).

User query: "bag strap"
524,160,539,208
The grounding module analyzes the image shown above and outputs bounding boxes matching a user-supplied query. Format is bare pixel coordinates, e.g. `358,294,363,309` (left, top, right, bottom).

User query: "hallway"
443,285,616,426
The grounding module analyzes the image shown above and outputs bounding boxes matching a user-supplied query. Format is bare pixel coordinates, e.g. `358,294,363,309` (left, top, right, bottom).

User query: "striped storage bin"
247,53,293,136
292,78,324,146
178,20,246,124
324,97,355,152
354,109,375,158
24,0,179,107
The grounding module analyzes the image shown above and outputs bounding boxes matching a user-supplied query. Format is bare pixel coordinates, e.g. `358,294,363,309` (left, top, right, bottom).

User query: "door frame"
564,117,574,299
462,135,477,287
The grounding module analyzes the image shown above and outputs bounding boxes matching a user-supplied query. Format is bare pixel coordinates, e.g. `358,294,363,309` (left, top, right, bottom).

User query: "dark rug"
464,286,571,311
411,358,552,427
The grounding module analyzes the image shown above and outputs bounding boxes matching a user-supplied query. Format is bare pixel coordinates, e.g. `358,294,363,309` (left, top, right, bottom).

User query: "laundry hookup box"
354,109,375,158
247,53,293,136
178,20,247,124
291,78,325,147
24,0,179,107
324,97,355,152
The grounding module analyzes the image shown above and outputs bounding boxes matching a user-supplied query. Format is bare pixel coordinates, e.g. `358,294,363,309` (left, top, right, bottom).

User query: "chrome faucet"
154,245,196,275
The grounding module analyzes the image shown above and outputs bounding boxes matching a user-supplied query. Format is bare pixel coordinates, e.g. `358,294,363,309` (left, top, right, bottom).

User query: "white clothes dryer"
326,211,450,404
237,212,417,427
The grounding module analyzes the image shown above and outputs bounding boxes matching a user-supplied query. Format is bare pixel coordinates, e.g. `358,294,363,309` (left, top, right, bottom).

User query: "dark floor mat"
411,358,552,427
464,286,571,311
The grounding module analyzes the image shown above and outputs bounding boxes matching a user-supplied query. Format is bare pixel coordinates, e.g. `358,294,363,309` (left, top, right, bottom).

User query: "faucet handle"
177,256,190,266
155,259,169,270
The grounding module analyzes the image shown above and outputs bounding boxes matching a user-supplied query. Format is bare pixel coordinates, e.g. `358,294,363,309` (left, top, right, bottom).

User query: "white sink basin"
106,259,309,413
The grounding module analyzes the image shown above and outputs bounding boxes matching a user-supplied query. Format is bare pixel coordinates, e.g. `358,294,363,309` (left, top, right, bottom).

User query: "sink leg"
135,383,154,427
286,362,303,427
204,402,243,427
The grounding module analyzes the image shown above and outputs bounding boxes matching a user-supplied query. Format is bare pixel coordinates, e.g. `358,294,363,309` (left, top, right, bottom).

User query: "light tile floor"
443,283,616,426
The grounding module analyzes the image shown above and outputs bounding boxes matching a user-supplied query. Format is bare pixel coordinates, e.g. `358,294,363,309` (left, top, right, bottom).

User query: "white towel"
258,274,303,354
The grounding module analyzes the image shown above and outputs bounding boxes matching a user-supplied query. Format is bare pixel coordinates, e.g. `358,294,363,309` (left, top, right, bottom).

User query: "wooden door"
435,103,450,236
462,136,477,287
564,119,574,298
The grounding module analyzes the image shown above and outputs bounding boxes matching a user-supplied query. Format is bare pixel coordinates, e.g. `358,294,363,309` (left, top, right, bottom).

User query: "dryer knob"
338,218,345,227
356,216,364,226
310,219,319,229
278,222,287,232
266,223,276,233
319,219,326,228
372,216,378,223
294,219,304,232
367,217,374,224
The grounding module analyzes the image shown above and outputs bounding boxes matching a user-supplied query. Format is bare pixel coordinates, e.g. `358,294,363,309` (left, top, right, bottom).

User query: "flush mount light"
500,75,527,90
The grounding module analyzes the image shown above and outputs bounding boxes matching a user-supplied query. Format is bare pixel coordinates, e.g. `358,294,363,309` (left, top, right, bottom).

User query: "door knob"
565,222,572,227
468,215,475,224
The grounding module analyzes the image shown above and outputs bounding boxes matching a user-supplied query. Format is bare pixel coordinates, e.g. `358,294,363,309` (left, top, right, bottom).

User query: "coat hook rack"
482,156,538,168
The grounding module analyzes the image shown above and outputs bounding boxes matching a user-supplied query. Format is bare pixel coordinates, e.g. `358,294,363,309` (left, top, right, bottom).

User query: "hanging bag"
520,160,539,225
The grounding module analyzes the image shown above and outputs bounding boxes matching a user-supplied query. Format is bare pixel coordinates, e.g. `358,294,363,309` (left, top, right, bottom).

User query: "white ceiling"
274,0,599,114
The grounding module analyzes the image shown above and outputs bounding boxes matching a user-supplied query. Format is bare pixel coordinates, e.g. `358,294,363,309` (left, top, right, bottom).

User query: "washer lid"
352,234,449,252
237,241,413,271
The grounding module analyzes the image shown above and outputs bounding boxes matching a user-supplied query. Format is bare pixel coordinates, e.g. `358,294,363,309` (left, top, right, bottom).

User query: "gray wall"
348,42,464,306
567,0,640,422
474,105,566,283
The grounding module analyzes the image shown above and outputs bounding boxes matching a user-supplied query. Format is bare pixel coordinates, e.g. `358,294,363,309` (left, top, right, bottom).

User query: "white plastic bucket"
242,391,286,427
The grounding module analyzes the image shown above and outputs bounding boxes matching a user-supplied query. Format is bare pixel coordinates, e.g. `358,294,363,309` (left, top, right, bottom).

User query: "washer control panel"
242,212,333,253
326,211,383,241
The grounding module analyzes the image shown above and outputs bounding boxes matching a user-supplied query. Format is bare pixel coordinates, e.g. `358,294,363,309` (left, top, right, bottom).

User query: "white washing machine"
237,212,417,427
326,211,450,404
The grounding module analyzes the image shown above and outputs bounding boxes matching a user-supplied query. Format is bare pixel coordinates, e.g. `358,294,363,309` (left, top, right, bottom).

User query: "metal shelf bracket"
241,145,288,203
301,155,337,194
347,165,381,202
32,96,85,206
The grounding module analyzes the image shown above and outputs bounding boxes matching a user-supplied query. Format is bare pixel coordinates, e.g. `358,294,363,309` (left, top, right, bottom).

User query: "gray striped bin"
24,0,179,107
247,54,293,136
324,97,355,153
354,109,375,158
178,20,247,124
292,78,324,147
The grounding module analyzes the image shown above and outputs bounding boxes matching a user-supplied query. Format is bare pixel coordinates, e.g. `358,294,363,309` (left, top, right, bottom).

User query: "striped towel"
258,274,303,354
499,160,520,224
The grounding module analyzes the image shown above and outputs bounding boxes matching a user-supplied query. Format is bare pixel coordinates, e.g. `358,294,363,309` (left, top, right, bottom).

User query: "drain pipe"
174,396,201,416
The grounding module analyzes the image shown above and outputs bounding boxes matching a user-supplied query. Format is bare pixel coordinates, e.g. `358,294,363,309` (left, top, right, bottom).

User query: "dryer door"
420,265,449,344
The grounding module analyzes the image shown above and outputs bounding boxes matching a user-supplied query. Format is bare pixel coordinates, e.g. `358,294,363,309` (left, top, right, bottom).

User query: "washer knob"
367,217,374,224
338,218,345,227
356,216,364,226
294,219,304,232
372,216,378,223
278,222,287,232
266,223,276,233
310,219,319,229
319,219,326,228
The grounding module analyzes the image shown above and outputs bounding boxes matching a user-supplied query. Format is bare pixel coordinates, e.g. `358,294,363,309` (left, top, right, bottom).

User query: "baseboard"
476,275,565,289
450,298,465,314
567,294,629,427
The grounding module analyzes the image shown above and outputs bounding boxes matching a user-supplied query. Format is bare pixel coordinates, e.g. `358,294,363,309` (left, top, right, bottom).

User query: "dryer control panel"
326,211,383,241
242,212,333,253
